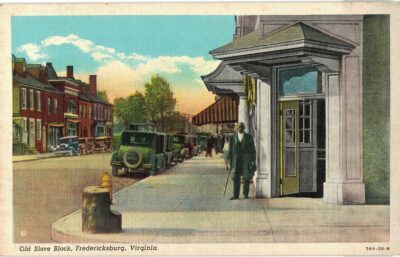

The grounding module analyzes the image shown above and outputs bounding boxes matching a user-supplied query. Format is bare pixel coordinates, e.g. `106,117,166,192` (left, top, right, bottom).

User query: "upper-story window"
93,104,97,119
36,91,41,112
47,97,51,114
67,100,76,114
278,67,322,97
21,88,27,110
54,98,58,114
29,89,34,110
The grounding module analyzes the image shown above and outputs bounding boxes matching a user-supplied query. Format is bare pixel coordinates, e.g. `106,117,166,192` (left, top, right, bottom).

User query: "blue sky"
12,16,234,113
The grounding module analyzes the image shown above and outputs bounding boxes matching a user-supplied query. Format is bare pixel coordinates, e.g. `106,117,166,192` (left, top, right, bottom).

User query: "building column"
323,62,365,204
254,80,272,198
238,94,250,132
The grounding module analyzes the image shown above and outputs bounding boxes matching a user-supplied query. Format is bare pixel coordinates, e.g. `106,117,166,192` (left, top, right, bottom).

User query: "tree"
164,111,187,132
144,75,176,132
113,91,146,128
97,90,109,102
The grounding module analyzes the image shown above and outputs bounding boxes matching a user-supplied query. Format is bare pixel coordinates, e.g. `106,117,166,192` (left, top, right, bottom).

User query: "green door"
279,101,300,195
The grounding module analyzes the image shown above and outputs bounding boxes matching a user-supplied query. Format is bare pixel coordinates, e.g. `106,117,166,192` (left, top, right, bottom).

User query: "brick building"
12,55,113,154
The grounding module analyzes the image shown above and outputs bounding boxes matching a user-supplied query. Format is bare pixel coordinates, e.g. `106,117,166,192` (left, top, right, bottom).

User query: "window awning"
48,122,65,127
67,119,79,124
192,96,238,126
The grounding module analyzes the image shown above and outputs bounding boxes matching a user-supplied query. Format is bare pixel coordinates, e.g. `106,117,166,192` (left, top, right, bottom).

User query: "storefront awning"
192,96,238,126
48,122,65,127
67,119,80,124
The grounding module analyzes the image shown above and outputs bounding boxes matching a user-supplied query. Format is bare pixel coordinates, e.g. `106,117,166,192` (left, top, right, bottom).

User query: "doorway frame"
272,64,327,197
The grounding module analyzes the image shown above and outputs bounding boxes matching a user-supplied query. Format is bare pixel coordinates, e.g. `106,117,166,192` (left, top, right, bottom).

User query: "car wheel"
112,166,118,177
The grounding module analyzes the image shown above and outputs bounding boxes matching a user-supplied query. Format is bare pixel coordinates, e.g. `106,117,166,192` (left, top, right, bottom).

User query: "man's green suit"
228,132,256,198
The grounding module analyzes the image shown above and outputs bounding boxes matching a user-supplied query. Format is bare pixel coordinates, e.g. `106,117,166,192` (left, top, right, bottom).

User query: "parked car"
110,130,171,176
79,137,95,155
54,136,79,156
167,134,180,165
183,134,198,158
172,134,189,161
94,136,112,152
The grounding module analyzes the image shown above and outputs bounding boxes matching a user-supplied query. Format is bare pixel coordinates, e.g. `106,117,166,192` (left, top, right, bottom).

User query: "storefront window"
279,67,321,96
67,123,77,136
36,119,41,140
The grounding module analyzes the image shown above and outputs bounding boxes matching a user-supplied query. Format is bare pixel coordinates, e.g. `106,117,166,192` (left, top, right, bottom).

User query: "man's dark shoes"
230,196,239,200
244,195,249,199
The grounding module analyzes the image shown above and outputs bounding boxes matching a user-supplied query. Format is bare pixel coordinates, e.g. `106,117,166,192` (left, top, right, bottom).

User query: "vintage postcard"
0,2,399,256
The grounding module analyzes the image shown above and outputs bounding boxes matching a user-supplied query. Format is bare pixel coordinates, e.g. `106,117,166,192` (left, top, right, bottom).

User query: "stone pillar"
254,80,272,198
238,94,250,132
323,63,365,204
82,186,122,233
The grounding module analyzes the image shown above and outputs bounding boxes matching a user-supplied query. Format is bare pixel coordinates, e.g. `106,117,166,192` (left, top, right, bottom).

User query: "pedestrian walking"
223,135,230,170
228,122,256,200
216,134,225,154
205,134,214,157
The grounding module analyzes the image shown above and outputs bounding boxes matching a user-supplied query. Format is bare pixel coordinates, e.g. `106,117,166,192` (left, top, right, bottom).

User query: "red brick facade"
12,55,113,154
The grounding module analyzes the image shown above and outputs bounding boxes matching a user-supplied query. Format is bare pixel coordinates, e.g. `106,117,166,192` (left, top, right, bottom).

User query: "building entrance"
278,99,325,197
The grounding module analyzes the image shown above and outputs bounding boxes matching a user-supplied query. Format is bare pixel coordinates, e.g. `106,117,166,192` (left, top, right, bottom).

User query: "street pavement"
13,153,143,243
51,153,390,243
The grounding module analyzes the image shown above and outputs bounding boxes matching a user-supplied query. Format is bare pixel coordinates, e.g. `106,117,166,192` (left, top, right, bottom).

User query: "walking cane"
223,167,231,197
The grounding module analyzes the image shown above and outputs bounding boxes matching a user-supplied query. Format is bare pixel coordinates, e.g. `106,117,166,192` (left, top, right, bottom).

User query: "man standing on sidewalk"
228,122,256,200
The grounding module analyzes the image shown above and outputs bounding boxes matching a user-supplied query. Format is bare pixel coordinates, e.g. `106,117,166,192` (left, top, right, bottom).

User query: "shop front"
203,17,367,204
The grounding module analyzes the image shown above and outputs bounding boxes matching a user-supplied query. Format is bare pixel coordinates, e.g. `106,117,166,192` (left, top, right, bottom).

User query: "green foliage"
363,15,390,204
112,134,121,151
163,111,187,132
97,90,109,102
113,91,146,128
144,74,177,132
112,74,188,133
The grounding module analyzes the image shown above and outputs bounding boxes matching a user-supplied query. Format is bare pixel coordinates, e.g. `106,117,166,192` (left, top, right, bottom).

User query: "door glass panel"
285,150,296,176
304,130,310,143
284,109,296,144
305,118,310,129
279,67,320,96
299,100,313,144
285,130,293,143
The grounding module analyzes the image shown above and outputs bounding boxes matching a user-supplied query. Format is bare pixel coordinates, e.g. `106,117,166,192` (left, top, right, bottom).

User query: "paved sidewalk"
51,154,389,243
13,153,57,162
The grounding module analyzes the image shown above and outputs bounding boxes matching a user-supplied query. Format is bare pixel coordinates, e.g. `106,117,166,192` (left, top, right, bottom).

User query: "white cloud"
17,34,221,114
91,52,112,61
16,43,47,61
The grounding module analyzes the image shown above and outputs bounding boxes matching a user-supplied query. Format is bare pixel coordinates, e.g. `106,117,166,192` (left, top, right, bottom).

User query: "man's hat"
236,122,246,129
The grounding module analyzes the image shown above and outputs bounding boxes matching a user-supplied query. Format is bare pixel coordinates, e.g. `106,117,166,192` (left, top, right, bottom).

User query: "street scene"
11,14,390,246
13,153,142,242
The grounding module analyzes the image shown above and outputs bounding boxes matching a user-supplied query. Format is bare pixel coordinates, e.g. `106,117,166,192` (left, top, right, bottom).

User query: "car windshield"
122,132,154,146
60,138,76,144
173,136,185,144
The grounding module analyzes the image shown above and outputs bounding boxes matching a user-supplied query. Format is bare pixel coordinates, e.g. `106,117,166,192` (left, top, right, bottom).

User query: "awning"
192,96,238,126
67,119,80,124
48,122,65,127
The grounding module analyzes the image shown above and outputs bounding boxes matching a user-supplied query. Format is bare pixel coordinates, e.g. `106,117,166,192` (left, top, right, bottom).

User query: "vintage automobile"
110,130,171,176
172,134,189,161
183,134,199,158
78,137,95,155
166,134,180,165
54,136,80,156
94,136,112,152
